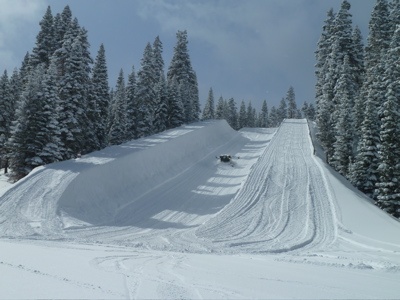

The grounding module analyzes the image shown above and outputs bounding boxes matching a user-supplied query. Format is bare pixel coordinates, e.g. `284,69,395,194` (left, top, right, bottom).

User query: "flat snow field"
0,119,399,299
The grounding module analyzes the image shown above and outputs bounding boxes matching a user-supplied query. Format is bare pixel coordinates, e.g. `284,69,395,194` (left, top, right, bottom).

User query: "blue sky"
1,0,376,110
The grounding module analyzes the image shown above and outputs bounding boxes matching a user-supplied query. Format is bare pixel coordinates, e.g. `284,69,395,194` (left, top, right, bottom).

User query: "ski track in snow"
1,119,400,299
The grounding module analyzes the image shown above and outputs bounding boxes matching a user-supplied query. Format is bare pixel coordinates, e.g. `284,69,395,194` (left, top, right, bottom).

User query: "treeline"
315,0,400,217
0,6,200,181
201,86,315,130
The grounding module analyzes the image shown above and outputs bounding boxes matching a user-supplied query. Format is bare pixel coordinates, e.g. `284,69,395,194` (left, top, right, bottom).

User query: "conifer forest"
0,0,399,218
315,0,400,217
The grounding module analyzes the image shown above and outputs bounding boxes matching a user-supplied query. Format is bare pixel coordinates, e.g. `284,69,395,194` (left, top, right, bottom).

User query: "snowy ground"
0,119,399,299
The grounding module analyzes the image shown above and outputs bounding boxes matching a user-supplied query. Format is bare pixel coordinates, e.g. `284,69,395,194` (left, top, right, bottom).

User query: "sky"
0,0,376,110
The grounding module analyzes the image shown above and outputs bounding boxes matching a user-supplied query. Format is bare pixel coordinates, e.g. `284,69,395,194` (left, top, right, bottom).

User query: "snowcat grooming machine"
216,154,239,167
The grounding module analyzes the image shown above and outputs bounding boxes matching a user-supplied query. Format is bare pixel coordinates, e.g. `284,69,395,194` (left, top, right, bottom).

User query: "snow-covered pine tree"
246,101,255,128
202,87,215,120
286,86,297,118
30,6,55,68
215,96,226,120
37,59,63,164
54,6,73,49
8,65,56,180
349,66,382,197
153,73,168,133
277,98,287,124
91,43,110,148
152,36,164,78
238,100,247,129
166,78,184,129
259,100,269,128
167,30,199,124
226,98,238,130
268,106,279,127
56,27,92,158
331,55,354,177
136,43,157,137
125,66,138,140
315,8,336,110
108,69,127,145
0,71,12,172
355,0,391,135
375,24,400,217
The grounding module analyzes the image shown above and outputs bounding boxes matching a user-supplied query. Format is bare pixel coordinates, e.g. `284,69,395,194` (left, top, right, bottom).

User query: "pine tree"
375,25,400,217
108,69,127,145
202,87,215,120
215,96,226,120
153,73,168,133
277,98,287,123
350,67,382,197
259,100,269,127
38,59,63,164
56,30,92,158
54,5,73,49
167,30,199,123
226,98,238,130
286,86,297,118
91,43,110,148
30,6,55,68
0,71,12,172
125,66,138,140
8,65,61,180
166,78,184,129
136,43,156,137
246,101,255,128
315,8,336,110
331,55,354,177
269,106,280,127
238,101,247,129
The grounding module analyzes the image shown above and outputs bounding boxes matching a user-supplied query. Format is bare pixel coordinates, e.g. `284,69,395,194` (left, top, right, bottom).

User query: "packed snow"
0,119,399,299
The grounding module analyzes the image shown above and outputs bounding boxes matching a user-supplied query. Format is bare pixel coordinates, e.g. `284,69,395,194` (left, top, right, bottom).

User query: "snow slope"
1,119,399,299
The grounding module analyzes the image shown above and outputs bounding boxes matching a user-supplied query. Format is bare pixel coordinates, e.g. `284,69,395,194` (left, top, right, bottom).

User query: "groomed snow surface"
1,119,399,299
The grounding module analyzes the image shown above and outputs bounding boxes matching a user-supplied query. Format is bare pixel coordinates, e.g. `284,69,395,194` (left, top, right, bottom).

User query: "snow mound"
0,120,253,236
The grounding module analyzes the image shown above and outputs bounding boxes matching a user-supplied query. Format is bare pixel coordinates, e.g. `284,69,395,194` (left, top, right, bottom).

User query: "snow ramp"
0,120,271,237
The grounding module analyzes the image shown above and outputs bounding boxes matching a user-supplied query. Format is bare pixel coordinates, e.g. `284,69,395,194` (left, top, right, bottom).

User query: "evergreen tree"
125,66,138,140
8,65,62,180
350,68,382,197
277,98,287,123
286,86,297,118
226,98,238,130
30,6,55,68
375,25,400,217
37,59,63,164
91,43,110,148
202,87,215,120
153,73,168,133
315,8,336,109
269,106,280,127
54,5,73,49
246,101,255,128
56,30,92,158
259,100,269,127
331,55,354,177
166,78,184,129
136,43,156,137
215,96,226,120
152,36,164,78
108,69,127,145
0,71,12,172
167,30,199,123
238,100,247,129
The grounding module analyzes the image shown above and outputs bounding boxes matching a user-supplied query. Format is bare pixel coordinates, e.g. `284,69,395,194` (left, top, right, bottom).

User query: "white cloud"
0,0,46,70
